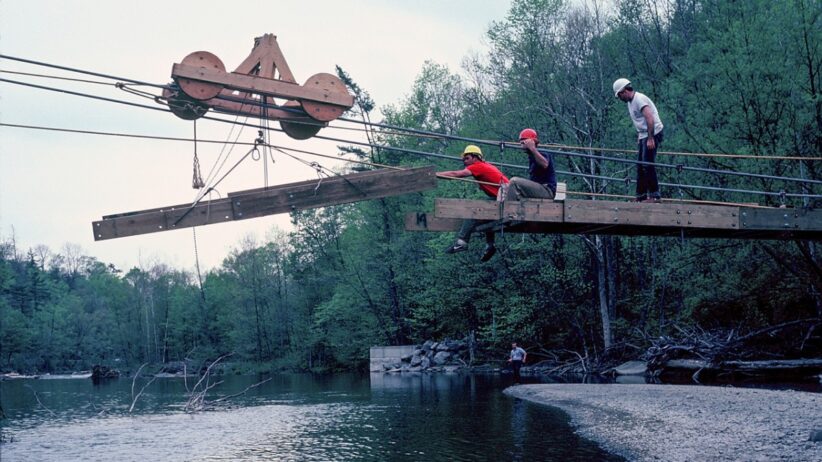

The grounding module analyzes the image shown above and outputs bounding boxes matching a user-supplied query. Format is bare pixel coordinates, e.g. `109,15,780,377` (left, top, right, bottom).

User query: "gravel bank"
504,384,822,461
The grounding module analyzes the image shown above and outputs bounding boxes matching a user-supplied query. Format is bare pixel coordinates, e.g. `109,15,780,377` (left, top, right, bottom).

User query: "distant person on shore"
438,144,509,262
508,342,527,384
613,78,664,203
505,128,557,201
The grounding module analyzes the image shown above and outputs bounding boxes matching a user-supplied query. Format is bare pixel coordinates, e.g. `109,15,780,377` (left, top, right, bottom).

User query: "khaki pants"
506,177,555,201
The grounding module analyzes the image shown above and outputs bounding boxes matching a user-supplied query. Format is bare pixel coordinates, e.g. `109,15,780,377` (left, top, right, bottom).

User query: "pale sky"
0,0,512,272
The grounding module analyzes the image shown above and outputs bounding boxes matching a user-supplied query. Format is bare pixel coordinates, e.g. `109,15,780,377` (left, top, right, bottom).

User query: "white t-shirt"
510,347,526,361
627,92,663,140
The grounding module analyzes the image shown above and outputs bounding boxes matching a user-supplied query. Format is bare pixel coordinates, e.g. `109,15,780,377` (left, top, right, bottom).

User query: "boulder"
613,360,648,376
160,361,187,375
433,351,451,365
420,356,431,369
91,365,120,382
410,354,423,367
422,340,434,352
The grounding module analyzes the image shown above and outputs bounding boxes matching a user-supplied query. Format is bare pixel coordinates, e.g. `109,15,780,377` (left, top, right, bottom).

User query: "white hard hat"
613,78,631,97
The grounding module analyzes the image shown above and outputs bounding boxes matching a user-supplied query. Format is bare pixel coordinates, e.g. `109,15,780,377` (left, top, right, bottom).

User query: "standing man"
614,78,664,202
439,145,509,262
506,128,557,201
508,342,527,384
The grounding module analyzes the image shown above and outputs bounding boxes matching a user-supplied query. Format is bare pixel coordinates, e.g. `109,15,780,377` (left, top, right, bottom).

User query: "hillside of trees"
1,0,820,374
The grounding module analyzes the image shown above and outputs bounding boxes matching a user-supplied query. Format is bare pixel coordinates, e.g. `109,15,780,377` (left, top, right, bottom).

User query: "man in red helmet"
506,128,557,200
438,144,509,262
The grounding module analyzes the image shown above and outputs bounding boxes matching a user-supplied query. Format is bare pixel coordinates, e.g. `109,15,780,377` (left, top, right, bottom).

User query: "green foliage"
0,0,819,373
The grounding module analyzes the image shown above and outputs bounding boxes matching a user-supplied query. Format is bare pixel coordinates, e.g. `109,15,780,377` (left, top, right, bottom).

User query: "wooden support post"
93,166,435,241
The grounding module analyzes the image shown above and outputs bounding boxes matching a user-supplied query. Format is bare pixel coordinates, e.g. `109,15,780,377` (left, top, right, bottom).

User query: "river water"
0,373,623,461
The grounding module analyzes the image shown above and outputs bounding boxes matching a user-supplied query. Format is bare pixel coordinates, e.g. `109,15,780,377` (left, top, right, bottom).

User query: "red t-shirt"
466,161,509,198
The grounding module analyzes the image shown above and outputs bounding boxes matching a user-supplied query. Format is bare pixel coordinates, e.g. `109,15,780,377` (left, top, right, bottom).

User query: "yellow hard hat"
462,144,483,159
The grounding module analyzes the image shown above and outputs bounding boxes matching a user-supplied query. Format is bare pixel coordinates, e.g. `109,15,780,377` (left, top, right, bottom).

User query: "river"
0,373,623,461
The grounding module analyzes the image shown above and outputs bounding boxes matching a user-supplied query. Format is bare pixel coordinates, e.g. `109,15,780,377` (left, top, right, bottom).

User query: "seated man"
438,144,509,262
506,128,557,200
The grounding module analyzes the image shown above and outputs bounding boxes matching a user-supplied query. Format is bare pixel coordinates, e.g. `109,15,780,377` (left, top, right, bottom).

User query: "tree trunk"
595,235,612,349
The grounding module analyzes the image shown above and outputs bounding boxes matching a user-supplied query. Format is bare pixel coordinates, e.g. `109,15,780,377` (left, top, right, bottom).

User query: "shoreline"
504,383,822,462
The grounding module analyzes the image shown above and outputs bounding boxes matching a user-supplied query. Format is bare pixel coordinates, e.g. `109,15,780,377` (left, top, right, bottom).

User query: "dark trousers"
511,360,523,382
636,131,663,200
457,196,496,244
457,219,495,244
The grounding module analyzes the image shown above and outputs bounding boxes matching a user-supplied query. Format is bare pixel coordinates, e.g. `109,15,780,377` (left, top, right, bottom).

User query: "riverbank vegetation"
1,0,820,375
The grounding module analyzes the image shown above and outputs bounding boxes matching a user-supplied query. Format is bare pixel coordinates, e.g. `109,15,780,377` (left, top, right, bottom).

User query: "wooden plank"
93,166,435,241
404,213,462,232
434,198,564,222
172,63,354,107
232,167,436,219
564,199,740,230
102,168,424,220
739,207,822,231
228,168,400,197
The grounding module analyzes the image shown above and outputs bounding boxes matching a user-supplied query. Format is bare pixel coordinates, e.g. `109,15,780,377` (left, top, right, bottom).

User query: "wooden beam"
434,198,564,222
740,207,822,231
172,63,354,108
403,213,463,232
405,198,822,240
564,199,740,229
93,166,435,241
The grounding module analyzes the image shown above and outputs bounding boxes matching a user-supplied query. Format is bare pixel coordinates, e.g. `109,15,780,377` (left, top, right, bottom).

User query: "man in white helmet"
614,78,664,202
438,144,509,262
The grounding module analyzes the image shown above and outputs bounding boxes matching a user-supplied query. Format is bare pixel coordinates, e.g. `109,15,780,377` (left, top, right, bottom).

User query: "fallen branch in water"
129,363,158,413
25,385,56,417
212,377,273,403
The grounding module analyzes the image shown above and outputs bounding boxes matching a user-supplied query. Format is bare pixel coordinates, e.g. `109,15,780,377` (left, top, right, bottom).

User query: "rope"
191,120,205,189
4,120,820,202
4,56,817,163
538,142,822,161
0,77,171,114
5,69,818,189
0,69,113,86
192,227,206,302
0,54,166,88
1,66,819,198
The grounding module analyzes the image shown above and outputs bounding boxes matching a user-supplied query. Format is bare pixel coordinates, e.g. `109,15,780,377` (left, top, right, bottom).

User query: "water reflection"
2,373,623,461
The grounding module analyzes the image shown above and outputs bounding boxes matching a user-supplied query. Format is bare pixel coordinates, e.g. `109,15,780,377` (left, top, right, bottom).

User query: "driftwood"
664,358,822,374
645,318,822,380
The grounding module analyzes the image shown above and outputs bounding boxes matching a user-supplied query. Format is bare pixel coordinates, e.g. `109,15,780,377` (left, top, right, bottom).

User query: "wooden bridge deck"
405,198,822,240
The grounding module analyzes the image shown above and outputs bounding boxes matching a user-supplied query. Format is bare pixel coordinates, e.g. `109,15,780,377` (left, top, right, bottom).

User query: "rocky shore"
505,383,822,462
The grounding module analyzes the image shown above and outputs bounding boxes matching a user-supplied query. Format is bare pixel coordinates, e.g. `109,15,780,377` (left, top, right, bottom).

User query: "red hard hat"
519,128,538,141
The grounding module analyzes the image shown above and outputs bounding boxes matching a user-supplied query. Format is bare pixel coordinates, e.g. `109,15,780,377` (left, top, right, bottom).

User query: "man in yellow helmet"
438,145,509,262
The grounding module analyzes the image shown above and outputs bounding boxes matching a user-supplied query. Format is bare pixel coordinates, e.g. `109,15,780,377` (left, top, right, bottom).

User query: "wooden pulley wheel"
300,73,350,122
163,86,209,120
280,101,323,140
176,51,226,101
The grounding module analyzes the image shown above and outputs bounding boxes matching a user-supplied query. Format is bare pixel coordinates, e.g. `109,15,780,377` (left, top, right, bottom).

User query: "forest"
1,0,820,374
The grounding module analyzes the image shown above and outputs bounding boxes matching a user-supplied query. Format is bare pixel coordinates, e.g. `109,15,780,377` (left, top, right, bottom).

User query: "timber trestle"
405,198,822,240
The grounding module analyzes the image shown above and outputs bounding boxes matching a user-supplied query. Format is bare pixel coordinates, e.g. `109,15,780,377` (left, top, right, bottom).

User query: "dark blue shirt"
528,150,557,194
